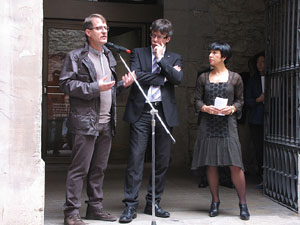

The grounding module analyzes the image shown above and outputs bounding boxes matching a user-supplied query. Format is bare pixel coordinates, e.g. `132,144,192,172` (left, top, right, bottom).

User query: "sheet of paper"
214,97,228,116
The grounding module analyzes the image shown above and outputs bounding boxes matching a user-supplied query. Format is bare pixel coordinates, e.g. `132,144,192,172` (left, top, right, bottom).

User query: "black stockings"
206,166,247,204
206,166,219,202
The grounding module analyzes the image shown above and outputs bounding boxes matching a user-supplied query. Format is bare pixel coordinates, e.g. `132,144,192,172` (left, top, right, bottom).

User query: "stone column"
0,1,44,225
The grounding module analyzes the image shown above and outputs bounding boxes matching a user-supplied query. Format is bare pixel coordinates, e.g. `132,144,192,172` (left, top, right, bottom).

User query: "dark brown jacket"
59,43,124,136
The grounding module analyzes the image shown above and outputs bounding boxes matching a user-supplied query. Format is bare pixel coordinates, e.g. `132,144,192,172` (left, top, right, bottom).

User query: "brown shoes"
86,208,117,221
64,208,117,225
64,214,86,225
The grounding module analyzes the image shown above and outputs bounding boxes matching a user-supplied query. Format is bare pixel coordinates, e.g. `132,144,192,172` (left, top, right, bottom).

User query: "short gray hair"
83,13,107,30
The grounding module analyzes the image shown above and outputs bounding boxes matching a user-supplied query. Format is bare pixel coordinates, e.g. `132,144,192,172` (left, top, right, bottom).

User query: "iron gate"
265,0,300,212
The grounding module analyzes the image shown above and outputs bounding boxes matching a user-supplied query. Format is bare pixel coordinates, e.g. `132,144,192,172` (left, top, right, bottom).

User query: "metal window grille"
265,0,300,212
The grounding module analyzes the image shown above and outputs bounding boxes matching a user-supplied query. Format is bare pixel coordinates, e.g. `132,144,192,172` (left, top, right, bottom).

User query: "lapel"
144,46,152,72
256,75,262,93
80,43,98,82
164,50,172,61
103,45,117,81
144,47,172,72
82,54,98,82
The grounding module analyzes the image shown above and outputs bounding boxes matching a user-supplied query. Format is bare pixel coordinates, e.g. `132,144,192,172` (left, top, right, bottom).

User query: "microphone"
106,42,131,54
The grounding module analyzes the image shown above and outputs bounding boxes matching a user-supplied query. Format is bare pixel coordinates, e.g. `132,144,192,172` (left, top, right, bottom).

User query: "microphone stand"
117,52,176,225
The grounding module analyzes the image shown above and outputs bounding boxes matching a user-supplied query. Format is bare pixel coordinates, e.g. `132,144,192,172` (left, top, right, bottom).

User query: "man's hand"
122,71,136,87
153,43,164,60
256,93,264,103
173,65,181,72
98,76,115,91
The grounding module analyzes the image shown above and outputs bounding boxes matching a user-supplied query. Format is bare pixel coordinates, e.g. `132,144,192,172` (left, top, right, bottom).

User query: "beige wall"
0,1,44,225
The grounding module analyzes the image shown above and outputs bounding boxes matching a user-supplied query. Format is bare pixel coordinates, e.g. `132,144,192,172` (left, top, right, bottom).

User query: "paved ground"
45,164,300,225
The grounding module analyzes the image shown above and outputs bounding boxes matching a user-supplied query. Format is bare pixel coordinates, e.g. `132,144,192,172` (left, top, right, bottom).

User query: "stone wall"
41,0,265,168
163,0,266,167
0,1,44,224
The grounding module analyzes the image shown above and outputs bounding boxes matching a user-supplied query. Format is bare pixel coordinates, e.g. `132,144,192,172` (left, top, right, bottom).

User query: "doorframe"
42,19,148,163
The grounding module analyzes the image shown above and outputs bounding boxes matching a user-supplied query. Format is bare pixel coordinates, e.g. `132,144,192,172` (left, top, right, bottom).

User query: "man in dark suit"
119,19,183,223
245,52,265,188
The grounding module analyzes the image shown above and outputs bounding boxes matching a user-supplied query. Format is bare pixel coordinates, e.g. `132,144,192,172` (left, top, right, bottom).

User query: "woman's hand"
201,105,220,115
219,106,235,115
202,105,236,115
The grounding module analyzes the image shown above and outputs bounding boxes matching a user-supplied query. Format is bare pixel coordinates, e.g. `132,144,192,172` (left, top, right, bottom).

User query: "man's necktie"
150,58,161,101
152,57,161,74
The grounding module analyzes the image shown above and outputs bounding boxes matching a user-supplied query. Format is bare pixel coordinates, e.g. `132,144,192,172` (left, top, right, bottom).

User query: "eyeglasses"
89,26,110,31
150,33,167,39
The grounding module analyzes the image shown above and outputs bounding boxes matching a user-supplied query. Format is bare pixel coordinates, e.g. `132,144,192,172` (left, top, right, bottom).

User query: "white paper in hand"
214,97,228,116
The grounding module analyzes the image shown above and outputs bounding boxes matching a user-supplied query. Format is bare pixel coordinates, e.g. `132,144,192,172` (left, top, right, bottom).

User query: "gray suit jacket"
123,46,183,127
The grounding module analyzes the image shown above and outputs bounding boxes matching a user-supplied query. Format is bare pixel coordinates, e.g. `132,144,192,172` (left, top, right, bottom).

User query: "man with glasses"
119,19,183,223
60,13,134,225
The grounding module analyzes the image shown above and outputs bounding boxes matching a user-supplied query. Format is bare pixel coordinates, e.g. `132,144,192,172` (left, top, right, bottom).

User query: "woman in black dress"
192,42,250,220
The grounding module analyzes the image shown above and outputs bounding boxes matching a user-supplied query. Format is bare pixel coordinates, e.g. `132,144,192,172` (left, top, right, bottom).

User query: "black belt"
143,102,162,112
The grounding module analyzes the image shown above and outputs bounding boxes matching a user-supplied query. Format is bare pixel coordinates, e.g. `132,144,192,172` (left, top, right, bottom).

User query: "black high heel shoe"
209,201,220,217
239,203,250,220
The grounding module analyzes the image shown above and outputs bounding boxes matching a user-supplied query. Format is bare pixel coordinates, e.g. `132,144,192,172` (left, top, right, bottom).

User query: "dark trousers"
249,124,264,177
123,104,172,208
64,122,112,216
